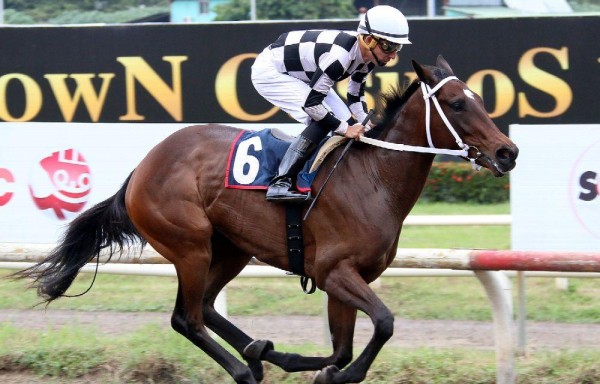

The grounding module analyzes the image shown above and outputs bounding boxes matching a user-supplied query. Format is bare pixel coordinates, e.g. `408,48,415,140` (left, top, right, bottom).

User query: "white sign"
0,122,302,243
510,124,600,251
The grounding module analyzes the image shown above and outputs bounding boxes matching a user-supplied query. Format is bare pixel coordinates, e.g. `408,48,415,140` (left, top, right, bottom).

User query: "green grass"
2,202,599,382
1,323,599,383
410,201,510,215
400,225,510,249
2,271,599,324
403,201,511,249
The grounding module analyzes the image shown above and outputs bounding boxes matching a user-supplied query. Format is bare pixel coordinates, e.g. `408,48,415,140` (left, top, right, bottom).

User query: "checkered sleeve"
267,30,362,134
301,32,357,133
303,61,346,132
347,62,375,125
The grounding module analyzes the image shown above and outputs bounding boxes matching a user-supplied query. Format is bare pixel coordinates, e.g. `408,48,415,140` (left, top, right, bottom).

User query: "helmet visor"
375,37,403,53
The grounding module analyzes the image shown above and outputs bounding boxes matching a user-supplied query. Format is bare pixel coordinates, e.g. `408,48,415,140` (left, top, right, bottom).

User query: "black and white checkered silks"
252,30,375,135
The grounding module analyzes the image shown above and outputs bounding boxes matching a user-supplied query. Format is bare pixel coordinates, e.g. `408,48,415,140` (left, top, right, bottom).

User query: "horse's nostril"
496,145,517,165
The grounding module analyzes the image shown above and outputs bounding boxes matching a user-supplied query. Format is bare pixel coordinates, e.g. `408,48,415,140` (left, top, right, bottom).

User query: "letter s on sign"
579,171,598,202
232,136,262,185
518,47,572,118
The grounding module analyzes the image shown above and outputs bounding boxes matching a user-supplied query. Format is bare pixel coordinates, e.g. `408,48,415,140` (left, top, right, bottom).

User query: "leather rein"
360,76,483,171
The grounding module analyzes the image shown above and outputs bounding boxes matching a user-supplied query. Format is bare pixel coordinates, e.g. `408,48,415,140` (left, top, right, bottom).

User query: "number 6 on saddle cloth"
225,129,331,193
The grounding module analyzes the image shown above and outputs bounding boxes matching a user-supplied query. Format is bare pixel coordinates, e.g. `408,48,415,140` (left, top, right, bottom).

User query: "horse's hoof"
247,359,264,383
312,365,339,384
243,339,274,360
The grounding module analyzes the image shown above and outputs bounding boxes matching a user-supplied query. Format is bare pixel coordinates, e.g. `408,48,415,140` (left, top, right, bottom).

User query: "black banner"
0,16,598,134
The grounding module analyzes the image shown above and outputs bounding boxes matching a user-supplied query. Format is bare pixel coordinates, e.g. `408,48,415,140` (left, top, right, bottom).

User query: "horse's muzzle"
478,144,519,176
495,144,519,173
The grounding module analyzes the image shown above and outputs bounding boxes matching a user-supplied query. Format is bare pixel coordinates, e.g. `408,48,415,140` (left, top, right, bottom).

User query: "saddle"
225,129,347,294
225,129,347,192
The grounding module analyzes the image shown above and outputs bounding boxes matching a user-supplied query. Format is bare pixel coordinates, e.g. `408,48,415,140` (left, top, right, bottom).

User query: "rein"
361,76,482,171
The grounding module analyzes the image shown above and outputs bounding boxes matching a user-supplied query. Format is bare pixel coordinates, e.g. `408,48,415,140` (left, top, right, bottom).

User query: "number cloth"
225,129,323,191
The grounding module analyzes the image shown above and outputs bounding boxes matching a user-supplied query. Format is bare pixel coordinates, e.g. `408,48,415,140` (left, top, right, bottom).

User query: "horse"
15,55,518,384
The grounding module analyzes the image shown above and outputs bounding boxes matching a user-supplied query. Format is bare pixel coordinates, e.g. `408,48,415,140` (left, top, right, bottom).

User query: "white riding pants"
251,47,352,127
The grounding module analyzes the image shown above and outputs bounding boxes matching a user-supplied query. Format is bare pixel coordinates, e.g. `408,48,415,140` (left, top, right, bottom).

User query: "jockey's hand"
344,123,366,140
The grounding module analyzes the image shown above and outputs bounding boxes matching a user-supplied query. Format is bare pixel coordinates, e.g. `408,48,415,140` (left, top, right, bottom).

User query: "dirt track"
2,309,599,351
2,309,600,383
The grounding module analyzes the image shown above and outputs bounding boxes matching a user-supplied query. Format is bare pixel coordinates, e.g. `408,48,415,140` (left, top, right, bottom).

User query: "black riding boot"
266,135,317,203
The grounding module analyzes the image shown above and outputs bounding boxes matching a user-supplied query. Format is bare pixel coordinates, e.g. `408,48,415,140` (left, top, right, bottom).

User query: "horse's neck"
365,119,436,218
370,146,433,199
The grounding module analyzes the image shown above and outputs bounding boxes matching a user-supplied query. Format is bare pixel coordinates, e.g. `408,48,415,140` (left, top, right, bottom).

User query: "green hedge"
421,161,510,203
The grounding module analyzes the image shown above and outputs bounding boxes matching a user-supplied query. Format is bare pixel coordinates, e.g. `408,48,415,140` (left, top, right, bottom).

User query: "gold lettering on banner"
467,70,515,118
374,72,400,105
117,56,188,121
44,74,115,122
0,73,42,121
335,78,349,100
216,53,278,121
403,71,419,84
518,47,572,118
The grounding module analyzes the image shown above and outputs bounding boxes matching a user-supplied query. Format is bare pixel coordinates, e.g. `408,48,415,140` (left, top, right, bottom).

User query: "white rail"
404,214,511,226
3,239,600,384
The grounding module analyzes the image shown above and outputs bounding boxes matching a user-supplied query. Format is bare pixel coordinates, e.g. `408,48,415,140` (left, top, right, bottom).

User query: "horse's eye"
450,101,465,112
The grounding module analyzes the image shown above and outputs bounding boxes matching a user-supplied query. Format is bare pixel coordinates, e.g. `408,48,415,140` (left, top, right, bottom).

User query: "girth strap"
285,204,316,294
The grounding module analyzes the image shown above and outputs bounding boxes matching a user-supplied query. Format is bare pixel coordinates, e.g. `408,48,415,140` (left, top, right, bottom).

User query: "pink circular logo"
569,140,600,238
0,168,15,206
29,149,92,220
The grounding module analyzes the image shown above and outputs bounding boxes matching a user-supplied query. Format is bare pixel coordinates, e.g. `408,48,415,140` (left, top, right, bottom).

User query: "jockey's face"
372,41,398,66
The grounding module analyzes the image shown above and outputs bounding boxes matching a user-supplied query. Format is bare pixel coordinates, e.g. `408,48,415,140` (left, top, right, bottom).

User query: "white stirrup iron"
360,76,482,170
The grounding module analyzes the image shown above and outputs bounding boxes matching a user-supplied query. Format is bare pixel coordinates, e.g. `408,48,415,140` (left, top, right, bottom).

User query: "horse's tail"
14,171,146,304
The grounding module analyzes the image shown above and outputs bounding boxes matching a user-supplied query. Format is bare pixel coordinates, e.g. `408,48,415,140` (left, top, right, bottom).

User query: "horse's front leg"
313,262,394,384
244,294,357,372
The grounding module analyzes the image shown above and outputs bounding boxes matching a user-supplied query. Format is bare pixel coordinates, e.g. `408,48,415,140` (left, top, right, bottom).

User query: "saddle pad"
225,129,322,192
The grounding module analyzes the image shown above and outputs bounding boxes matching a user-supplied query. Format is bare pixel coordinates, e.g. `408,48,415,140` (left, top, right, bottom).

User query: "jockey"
251,5,411,203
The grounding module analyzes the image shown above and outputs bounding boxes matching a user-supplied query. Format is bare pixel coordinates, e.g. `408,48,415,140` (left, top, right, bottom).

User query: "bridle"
361,76,483,170
305,76,483,222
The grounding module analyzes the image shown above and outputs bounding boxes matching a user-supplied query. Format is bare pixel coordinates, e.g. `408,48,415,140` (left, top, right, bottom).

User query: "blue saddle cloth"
225,129,321,192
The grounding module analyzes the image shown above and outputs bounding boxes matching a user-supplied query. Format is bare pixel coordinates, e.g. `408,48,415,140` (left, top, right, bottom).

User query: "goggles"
375,37,403,53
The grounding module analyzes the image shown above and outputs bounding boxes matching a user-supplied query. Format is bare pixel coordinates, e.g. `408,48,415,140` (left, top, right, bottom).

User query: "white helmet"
357,5,411,45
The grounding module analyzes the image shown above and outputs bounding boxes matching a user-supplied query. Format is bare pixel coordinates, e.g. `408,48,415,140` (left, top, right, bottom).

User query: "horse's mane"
365,80,421,139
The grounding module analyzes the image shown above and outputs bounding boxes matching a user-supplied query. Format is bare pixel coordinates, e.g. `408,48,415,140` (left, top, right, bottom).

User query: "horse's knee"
171,312,206,339
374,309,394,341
202,302,217,320
332,349,353,369
171,313,187,335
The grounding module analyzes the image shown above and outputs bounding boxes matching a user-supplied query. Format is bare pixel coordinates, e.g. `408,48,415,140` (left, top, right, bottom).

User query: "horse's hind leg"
202,233,354,376
201,232,266,381
167,242,256,384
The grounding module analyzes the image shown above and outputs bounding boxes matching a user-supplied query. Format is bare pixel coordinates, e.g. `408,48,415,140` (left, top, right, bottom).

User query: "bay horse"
15,56,518,384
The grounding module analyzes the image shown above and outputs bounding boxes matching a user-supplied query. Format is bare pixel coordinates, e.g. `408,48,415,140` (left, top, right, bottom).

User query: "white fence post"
474,271,516,384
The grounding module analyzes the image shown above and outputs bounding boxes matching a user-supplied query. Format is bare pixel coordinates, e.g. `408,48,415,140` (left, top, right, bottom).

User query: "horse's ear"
412,59,428,83
436,55,454,76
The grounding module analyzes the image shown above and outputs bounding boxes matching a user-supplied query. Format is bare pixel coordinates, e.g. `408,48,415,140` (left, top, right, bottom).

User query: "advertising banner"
0,16,598,134
510,124,600,252
0,122,301,243
1,16,599,244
